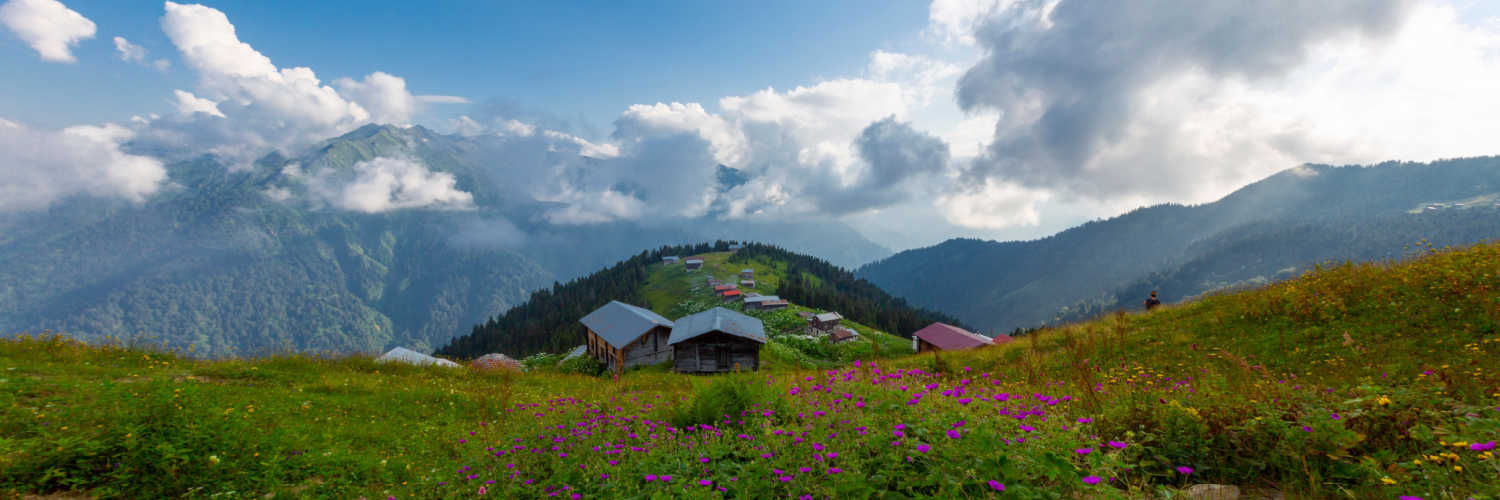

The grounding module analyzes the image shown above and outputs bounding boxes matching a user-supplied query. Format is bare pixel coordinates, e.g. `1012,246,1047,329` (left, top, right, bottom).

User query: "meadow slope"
3,243,1500,499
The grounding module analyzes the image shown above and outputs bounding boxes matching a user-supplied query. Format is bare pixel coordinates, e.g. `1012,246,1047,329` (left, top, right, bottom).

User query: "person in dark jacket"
1144,291,1162,311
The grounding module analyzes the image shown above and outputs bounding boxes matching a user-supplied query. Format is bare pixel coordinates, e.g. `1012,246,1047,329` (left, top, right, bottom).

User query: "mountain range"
857,156,1500,334
0,124,890,357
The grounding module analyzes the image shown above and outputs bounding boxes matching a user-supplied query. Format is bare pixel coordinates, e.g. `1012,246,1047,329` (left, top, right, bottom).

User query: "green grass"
5,244,1500,498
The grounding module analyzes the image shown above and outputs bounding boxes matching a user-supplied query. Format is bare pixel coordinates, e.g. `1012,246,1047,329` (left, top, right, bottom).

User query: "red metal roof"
721,289,742,297
912,322,991,351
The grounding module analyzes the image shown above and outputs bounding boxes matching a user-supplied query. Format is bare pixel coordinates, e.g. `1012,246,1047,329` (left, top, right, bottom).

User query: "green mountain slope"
859,156,1500,333
437,242,961,366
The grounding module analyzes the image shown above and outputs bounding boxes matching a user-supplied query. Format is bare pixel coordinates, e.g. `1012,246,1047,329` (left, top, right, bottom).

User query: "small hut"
912,322,992,353
684,258,704,270
662,256,680,265
740,268,754,279
471,353,523,372
580,301,675,374
829,327,857,343
670,307,766,373
739,279,756,288
720,289,742,302
809,312,843,333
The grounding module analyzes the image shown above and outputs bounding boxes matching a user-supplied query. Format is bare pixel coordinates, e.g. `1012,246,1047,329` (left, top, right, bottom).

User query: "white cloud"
171,89,224,118
295,157,474,213
151,2,458,162
0,119,167,212
334,71,419,125
498,118,536,137
0,0,95,63
935,178,1049,229
615,102,745,166
113,35,146,63
416,95,469,104
944,0,1500,220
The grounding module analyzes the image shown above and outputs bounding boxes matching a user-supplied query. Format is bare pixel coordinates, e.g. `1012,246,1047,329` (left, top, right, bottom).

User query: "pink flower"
477,487,487,496
1082,475,1101,485
916,443,931,453
699,479,712,486
988,480,1004,491
1107,440,1127,449
1471,441,1496,451
645,474,657,481
1074,447,1092,455
1175,466,1194,475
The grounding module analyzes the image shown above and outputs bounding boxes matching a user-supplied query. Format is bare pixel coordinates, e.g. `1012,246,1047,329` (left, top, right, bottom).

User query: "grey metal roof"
579,300,674,349
685,258,704,263
814,312,843,322
741,268,753,273
376,347,460,368
743,295,780,303
668,307,766,345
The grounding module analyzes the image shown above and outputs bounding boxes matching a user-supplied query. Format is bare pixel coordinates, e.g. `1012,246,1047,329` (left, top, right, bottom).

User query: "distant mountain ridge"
857,156,1500,334
0,124,890,357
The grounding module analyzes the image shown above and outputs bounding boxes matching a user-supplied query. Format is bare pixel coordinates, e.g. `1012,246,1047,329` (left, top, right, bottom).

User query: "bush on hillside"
557,355,605,376
671,376,785,428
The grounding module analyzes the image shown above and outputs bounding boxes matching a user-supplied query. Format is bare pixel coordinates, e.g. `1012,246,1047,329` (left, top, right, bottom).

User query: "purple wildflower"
1082,476,1101,485
988,480,1004,491
1176,466,1194,475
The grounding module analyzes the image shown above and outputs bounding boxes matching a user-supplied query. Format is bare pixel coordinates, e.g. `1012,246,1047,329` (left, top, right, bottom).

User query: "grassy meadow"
4,243,1500,498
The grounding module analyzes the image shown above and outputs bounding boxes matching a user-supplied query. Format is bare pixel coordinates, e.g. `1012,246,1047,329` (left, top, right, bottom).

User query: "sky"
3,0,1500,251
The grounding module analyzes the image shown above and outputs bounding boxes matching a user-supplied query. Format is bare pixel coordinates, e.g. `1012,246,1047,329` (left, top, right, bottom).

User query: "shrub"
558,355,606,376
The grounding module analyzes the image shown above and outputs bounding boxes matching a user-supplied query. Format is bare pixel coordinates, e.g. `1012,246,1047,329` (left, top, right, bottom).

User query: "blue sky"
1,0,935,132
3,0,1500,251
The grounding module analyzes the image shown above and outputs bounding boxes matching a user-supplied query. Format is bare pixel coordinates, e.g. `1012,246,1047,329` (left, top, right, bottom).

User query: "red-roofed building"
720,289,742,301
912,322,992,353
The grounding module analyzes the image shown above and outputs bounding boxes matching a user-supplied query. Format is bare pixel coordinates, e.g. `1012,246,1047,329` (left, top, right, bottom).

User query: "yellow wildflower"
1380,477,1397,485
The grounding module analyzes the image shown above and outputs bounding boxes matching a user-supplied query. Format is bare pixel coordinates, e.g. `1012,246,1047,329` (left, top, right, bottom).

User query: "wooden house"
670,307,766,373
740,268,754,279
911,322,991,353
580,301,675,374
662,256,680,265
720,289,742,302
684,258,704,270
713,284,738,295
740,279,756,288
744,295,788,311
829,327,857,343
809,312,843,333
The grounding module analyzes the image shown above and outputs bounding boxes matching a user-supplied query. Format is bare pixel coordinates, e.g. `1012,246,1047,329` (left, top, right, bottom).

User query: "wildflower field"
4,243,1500,499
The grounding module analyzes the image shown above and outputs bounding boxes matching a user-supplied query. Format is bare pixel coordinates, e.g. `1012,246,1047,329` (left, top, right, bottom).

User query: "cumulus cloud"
290,157,474,213
171,89,224,118
146,1,464,164
113,35,144,62
0,119,167,212
0,0,95,62
334,72,418,125
955,0,1421,203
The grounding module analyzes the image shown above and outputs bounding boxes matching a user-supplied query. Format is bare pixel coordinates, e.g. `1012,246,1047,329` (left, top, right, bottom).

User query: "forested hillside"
859,156,1500,333
438,242,958,359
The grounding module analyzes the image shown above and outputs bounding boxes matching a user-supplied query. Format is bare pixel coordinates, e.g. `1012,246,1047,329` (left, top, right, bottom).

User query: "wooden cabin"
740,268,754,279
670,307,766,373
743,295,787,311
809,312,843,333
662,256,680,265
720,289,742,302
579,301,675,374
911,322,991,353
740,279,756,288
684,258,704,270
829,327,857,343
